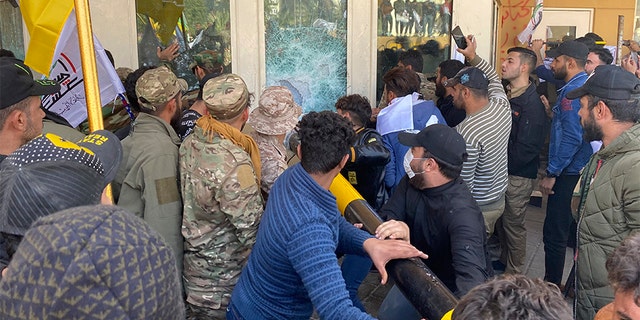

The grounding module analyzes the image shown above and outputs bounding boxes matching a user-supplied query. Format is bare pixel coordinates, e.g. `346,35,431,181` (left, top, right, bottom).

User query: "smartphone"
631,51,639,66
451,26,467,49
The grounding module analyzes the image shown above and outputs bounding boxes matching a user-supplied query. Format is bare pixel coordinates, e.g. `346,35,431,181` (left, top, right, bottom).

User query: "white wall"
452,0,495,63
89,0,138,69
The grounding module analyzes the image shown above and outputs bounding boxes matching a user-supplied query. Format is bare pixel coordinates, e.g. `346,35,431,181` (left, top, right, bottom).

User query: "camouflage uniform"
180,73,264,319
245,86,301,195
189,50,224,73
112,67,187,276
180,126,263,319
249,132,288,195
378,71,436,108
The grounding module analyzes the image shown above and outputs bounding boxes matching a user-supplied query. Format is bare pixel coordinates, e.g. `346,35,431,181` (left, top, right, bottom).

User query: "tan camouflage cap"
248,86,302,135
135,66,188,111
115,67,133,83
188,50,224,71
202,73,249,120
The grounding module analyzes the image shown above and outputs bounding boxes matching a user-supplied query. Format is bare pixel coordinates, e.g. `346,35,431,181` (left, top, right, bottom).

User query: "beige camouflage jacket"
249,132,288,196
179,126,264,311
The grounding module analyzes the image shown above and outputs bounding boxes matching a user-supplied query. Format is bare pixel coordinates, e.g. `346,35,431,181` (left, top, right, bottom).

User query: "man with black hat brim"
538,39,594,289
566,64,640,319
0,58,60,162
0,130,122,278
376,124,492,320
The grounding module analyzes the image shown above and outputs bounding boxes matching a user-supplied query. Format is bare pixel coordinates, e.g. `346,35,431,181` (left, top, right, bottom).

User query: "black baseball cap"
567,64,640,100
545,40,588,60
0,131,122,236
398,124,468,167
443,66,489,89
0,57,61,109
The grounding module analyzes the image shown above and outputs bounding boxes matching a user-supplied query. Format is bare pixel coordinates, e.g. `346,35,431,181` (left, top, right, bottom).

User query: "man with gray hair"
567,64,640,319
113,66,187,275
180,73,263,319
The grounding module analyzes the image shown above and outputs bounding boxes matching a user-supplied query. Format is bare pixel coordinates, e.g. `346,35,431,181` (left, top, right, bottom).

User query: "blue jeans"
543,174,580,285
341,254,372,312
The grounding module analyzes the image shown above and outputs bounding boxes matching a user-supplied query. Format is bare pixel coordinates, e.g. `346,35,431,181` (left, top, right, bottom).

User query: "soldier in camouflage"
179,73,263,320
179,50,226,140
247,86,301,198
112,66,187,277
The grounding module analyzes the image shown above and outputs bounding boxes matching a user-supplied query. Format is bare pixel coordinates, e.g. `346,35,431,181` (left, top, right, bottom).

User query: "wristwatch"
545,170,559,178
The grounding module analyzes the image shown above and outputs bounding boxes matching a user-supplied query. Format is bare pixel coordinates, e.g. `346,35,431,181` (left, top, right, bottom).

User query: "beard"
408,173,426,189
553,64,567,80
170,106,182,134
582,113,603,142
435,82,446,98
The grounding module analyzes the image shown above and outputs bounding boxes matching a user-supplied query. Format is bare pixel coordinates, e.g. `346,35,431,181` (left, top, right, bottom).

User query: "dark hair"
507,47,537,74
104,49,115,67
423,151,462,180
124,66,158,112
383,67,421,97
335,94,372,128
452,274,572,320
575,36,597,50
438,59,465,79
584,32,604,43
297,111,355,174
589,47,613,65
0,49,15,58
606,233,640,306
586,94,640,123
398,50,424,73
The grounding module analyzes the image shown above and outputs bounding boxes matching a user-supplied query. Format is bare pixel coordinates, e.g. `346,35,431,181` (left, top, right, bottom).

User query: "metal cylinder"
330,174,458,320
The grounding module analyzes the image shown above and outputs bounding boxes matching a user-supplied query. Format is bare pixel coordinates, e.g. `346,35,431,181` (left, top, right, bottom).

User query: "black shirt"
379,176,492,297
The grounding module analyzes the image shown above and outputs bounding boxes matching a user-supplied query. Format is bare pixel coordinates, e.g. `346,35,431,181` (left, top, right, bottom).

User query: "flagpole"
73,0,103,132
74,0,113,201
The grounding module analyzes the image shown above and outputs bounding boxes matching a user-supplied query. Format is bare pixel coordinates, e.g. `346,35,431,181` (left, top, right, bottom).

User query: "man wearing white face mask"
376,124,492,320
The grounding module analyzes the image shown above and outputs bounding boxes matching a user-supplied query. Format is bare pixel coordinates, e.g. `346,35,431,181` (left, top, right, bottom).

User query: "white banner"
41,10,125,128
517,0,544,44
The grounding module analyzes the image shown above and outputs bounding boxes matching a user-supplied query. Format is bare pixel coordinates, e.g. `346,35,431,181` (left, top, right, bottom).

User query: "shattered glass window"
376,0,452,104
0,1,25,59
135,0,231,89
265,0,348,113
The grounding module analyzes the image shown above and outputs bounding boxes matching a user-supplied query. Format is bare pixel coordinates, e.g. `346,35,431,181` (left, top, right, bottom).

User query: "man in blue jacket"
377,66,444,195
538,40,592,287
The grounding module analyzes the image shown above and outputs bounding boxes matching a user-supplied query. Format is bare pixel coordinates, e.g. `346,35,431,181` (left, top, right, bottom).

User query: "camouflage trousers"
186,302,227,320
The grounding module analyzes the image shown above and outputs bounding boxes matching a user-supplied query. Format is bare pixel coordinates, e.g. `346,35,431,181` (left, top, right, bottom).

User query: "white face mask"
403,149,426,179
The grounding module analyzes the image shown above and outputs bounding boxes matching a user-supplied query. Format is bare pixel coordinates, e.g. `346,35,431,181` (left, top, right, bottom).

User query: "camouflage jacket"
179,126,264,311
249,132,288,196
378,71,436,109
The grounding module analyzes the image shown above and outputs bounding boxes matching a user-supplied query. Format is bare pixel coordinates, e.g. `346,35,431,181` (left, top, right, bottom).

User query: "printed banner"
517,0,543,44
41,11,125,127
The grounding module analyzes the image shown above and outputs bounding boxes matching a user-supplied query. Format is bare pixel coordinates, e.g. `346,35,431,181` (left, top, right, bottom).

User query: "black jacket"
507,82,547,179
436,95,466,128
341,128,390,210
379,176,492,297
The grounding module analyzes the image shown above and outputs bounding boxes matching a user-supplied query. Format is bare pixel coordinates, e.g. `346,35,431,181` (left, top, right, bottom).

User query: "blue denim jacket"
548,72,592,176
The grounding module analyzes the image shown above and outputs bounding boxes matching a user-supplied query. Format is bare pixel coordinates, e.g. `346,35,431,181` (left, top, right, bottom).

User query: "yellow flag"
137,0,184,44
21,0,74,76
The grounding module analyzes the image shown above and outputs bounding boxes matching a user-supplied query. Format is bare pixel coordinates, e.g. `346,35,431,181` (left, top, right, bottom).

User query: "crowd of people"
1,29,640,320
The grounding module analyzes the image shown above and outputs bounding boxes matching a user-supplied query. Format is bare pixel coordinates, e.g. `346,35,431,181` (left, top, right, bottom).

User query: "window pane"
264,0,348,113
136,0,231,89
0,1,25,59
376,0,452,105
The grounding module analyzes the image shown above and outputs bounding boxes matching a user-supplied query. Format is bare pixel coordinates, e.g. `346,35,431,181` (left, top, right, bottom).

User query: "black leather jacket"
340,128,390,210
